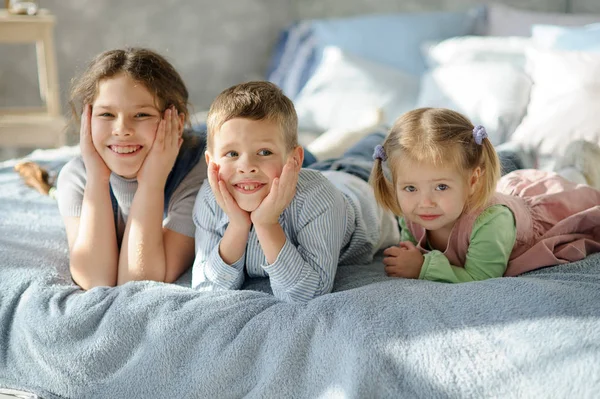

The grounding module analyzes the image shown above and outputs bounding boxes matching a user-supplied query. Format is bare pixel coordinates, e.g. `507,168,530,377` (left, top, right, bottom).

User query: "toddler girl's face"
395,160,476,235
207,118,290,212
90,73,162,179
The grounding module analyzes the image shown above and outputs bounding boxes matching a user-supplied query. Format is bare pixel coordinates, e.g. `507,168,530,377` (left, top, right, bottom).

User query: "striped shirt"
191,169,397,303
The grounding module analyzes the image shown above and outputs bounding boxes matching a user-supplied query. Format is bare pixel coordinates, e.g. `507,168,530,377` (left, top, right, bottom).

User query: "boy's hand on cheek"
207,162,251,228
382,241,424,279
251,156,299,226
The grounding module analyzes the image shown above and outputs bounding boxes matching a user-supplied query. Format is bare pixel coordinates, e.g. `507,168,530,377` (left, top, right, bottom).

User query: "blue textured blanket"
1,150,599,398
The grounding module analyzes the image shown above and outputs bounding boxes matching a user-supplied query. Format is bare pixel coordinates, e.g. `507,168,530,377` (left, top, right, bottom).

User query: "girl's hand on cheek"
382,241,424,279
207,162,251,228
138,107,182,188
80,104,111,182
251,156,299,226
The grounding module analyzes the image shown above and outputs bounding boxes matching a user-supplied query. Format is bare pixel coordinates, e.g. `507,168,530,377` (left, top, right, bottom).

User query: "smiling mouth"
109,145,142,155
234,183,265,193
419,215,441,221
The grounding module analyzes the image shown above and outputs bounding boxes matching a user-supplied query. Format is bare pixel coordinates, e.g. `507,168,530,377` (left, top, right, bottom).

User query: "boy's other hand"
207,162,251,228
251,156,299,226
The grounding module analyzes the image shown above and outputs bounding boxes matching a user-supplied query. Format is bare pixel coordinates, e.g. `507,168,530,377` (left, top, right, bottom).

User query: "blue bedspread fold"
1,153,599,398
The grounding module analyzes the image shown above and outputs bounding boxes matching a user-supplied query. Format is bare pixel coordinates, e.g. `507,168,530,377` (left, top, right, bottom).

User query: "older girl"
56,48,206,289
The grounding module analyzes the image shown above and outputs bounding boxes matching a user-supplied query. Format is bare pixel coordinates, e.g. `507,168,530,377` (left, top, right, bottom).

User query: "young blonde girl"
371,107,600,283
56,48,206,290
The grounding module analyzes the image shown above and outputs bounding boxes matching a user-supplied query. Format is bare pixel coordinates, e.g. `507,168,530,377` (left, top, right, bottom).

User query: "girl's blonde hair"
370,107,501,216
69,47,191,129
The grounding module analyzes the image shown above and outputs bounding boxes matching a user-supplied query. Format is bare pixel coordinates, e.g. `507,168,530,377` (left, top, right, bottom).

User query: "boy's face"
207,118,300,212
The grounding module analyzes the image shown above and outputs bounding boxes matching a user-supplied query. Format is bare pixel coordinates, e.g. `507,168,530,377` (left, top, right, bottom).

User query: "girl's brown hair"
370,107,501,216
69,47,190,129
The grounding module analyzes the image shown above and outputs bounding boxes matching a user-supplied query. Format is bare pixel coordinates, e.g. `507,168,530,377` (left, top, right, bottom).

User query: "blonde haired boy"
191,81,399,303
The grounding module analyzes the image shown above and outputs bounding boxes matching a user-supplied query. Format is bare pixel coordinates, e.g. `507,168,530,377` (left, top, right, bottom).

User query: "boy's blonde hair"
206,81,298,152
370,107,501,216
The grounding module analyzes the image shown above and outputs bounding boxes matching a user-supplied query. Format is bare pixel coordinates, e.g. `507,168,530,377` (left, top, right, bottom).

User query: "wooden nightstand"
0,8,67,148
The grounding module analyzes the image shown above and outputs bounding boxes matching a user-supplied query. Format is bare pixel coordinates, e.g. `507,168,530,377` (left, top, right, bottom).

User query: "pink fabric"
405,170,600,276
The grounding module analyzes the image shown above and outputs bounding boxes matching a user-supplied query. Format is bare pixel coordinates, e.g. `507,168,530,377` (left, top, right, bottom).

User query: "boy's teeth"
242,184,257,191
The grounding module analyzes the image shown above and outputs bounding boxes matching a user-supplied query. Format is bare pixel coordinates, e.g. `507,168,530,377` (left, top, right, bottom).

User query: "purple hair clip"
373,144,387,161
473,125,488,145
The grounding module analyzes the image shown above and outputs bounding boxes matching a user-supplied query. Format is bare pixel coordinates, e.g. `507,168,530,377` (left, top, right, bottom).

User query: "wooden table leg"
36,24,61,117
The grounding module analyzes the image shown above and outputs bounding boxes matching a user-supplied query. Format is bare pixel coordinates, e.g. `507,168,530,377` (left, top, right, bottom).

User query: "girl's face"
394,159,479,235
91,73,162,179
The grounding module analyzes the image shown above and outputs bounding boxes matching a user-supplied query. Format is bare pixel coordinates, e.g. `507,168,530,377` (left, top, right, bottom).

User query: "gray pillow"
486,3,600,36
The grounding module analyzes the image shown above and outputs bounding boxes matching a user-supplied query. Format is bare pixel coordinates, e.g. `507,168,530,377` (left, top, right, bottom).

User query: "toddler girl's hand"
251,156,299,226
138,107,182,188
80,104,111,182
382,241,424,279
207,162,251,228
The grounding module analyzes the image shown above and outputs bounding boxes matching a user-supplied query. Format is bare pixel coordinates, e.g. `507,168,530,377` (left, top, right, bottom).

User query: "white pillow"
294,46,419,132
510,48,600,167
417,36,533,145
423,35,532,67
306,121,387,161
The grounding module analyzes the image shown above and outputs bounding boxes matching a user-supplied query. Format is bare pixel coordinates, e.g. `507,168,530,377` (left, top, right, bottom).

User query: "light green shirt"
399,205,517,283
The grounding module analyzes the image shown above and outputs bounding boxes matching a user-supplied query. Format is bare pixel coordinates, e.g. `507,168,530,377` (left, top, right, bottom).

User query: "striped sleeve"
262,180,347,303
191,182,245,291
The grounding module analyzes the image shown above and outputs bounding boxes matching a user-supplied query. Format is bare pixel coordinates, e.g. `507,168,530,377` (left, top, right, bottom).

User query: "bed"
1,149,600,398
2,1,600,398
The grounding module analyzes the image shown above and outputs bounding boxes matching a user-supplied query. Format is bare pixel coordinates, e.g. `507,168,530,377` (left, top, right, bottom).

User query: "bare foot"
14,162,53,195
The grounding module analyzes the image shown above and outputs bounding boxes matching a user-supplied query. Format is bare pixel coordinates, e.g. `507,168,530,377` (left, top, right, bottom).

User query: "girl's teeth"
242,184,257,191
111,146,139,154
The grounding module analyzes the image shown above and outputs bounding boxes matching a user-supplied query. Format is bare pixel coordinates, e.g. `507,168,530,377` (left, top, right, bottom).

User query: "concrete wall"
0,0,568,121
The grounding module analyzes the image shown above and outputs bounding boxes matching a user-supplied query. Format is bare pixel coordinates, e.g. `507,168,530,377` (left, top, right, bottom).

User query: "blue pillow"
532,23,600,51
267,7,484,99
310,7,484,76
266,21,318,100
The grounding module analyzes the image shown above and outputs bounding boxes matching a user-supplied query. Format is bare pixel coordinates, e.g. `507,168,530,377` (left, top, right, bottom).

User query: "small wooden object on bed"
0,9,66,148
